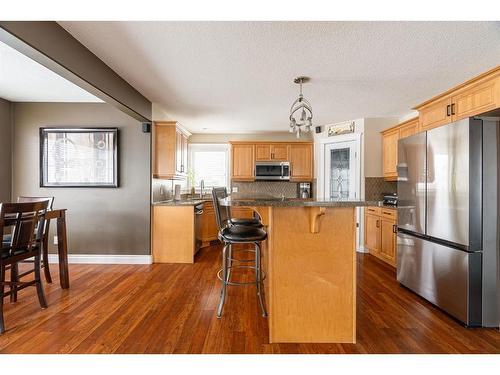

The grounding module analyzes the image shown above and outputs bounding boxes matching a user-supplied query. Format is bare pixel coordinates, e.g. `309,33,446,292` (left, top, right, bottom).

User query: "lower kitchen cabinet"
200,201,219,247
364,207,397,267
152,205,197,263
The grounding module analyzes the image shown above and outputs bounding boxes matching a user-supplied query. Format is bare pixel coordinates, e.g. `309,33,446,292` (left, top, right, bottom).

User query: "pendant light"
289,76,313,138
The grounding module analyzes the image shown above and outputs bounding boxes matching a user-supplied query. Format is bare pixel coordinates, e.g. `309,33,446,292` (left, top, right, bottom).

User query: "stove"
382,192,398,206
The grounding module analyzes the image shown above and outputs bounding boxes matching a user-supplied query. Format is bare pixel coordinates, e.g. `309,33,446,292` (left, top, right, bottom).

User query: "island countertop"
219,195,380,207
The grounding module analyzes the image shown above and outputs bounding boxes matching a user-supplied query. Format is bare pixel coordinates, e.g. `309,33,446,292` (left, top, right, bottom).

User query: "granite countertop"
219,194,380,207
152,197,212,206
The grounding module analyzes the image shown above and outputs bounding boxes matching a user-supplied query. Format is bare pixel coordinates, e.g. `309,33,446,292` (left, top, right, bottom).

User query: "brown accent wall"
12,102,150,255
0,98,12,202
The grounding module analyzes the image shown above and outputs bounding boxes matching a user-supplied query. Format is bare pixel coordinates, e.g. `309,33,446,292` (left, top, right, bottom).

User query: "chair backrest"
17,196,54,210
211,187,231,231
0,201,48,255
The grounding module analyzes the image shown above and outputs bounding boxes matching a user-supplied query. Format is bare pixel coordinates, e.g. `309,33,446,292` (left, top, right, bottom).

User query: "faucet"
200,179,205,198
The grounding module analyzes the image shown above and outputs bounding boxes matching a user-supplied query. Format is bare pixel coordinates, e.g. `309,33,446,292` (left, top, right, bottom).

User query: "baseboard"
48,254,152,265
356,246,369,253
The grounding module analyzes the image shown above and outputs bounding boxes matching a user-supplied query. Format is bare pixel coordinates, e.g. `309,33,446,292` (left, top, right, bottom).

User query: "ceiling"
59,21,500,133
0,40,102,103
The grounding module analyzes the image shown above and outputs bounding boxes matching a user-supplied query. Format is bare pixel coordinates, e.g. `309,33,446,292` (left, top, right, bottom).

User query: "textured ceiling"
59,21,500,133
0,40,102,103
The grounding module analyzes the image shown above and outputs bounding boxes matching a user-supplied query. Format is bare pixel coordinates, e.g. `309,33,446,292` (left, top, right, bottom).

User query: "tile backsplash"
364,177,396,201
232,181,303,198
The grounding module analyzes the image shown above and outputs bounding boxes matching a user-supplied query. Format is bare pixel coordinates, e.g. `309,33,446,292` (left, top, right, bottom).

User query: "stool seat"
230,217,263,227
220,225,267,243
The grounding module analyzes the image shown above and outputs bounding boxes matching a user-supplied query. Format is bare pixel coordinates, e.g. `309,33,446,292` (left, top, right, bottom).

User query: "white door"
324,141,358,200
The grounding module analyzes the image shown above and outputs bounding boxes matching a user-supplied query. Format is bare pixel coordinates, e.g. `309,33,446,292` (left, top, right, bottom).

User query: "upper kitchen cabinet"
415,66,500,132
381,127,399,181
255,143,289,161
153,121,191,179
381,117,418,181
289,143,313,181
230,141,313,182
231,143,255,181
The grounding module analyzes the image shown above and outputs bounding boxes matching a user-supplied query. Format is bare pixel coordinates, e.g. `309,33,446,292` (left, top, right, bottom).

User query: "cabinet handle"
451,103,456,116
446,104,451,117
376,220,380,228
393,224,397,234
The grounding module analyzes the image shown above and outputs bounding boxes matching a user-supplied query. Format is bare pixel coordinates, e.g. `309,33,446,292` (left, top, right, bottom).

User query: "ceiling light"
289,76,313,138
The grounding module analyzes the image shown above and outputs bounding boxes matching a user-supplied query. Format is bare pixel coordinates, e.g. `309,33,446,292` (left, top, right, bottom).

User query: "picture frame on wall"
39,127,119,188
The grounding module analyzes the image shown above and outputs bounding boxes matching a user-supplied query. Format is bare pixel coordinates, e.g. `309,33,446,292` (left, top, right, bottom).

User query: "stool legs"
255,242,267,317
217,243,229,318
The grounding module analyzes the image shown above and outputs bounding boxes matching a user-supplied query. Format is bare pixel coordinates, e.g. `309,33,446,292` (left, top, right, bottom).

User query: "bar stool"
211,187,267,318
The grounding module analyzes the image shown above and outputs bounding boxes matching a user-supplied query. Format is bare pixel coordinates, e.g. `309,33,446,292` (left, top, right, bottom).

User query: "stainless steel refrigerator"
397,117,499,327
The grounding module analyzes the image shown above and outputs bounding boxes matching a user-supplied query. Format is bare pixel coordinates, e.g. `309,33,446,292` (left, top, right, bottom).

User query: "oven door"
255,162,289,180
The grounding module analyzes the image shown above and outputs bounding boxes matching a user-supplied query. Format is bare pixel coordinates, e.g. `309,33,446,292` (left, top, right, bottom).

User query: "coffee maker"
298,182,311,199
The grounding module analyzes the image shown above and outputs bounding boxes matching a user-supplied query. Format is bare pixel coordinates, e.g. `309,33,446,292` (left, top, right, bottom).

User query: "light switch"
232,187,238,193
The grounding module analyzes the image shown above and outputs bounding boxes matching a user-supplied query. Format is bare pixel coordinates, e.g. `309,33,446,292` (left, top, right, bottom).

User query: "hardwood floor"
0,245,499,353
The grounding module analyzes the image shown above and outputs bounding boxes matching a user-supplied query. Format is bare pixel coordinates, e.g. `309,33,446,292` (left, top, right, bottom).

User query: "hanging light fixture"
289,76,313,138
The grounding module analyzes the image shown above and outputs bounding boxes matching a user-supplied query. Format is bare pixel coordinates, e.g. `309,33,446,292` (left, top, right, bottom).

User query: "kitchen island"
220,196,376,344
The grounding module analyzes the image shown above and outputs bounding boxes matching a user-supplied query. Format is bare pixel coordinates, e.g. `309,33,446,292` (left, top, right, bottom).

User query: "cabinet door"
201,202,218,243
380,218,397,267
364,213,381,255
418,97,452,132
382,128,399,180
289,144,313,181
232,144,255,181
175,130,183,174
255,144,271,161
451,76,499,121
181,133,188,175
399,119,419,139
271,144,289,160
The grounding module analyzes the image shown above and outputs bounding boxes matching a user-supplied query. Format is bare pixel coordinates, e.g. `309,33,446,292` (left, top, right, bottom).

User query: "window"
188,143,229,189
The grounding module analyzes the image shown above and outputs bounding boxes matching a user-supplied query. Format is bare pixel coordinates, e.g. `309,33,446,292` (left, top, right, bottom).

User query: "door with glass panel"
324,141,358,200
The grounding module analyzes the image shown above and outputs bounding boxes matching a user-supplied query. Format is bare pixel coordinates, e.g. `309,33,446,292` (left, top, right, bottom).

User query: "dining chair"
17,196,54,283
0,201,49,334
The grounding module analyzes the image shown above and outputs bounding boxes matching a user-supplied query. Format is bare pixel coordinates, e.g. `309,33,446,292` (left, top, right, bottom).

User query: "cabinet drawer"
381,208,397,219
365,207,381,215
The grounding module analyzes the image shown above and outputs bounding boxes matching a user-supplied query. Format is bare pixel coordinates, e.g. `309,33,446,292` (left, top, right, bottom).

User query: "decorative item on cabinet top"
229,141,313,182
327,120,355,136
152,121,191,180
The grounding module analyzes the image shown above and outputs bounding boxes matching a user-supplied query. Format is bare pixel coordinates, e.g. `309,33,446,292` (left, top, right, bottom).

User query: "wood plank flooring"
0,245,499,353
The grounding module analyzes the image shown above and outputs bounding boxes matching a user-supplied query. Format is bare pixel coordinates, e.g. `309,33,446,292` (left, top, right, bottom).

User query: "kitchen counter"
152,197,212,206
220,195,378,207
219,197,359,344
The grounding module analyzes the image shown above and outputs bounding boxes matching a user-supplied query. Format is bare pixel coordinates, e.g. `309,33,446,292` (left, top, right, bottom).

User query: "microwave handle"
281,163,284,178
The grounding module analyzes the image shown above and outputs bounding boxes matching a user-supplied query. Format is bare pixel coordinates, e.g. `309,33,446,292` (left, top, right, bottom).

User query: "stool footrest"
217,265,266,286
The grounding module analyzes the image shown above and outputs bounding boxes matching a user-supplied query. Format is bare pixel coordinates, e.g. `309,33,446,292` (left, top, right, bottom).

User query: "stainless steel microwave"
255,161,290,181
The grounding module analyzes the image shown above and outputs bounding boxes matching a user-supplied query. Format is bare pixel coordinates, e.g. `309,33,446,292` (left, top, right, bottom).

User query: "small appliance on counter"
382,192,398,206
298,182,311,199
174,184,182,200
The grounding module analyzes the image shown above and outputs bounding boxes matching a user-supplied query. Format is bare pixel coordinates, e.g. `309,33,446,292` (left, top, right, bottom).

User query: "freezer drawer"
397,232,481,325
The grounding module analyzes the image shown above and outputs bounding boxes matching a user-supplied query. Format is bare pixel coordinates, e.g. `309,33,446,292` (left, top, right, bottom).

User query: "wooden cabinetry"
255,144,289,161
381,128,399,181
231,143,255,181
380,117,418,181
152,205,196,263
364,207,397,267
230,141,313,182
415,66,500,132
153,121,191,179
289,143,314,181
200,201,218,247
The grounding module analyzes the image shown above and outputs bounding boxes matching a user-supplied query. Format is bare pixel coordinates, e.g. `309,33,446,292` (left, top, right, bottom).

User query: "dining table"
3,207,70,289
44,209,70,289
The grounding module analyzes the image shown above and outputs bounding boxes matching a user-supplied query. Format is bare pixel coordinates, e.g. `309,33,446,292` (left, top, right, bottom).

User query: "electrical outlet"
232,186,238,193
54,235,58,245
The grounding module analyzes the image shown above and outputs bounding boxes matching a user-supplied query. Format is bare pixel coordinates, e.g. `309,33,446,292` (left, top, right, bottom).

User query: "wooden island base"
255,206,356,343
